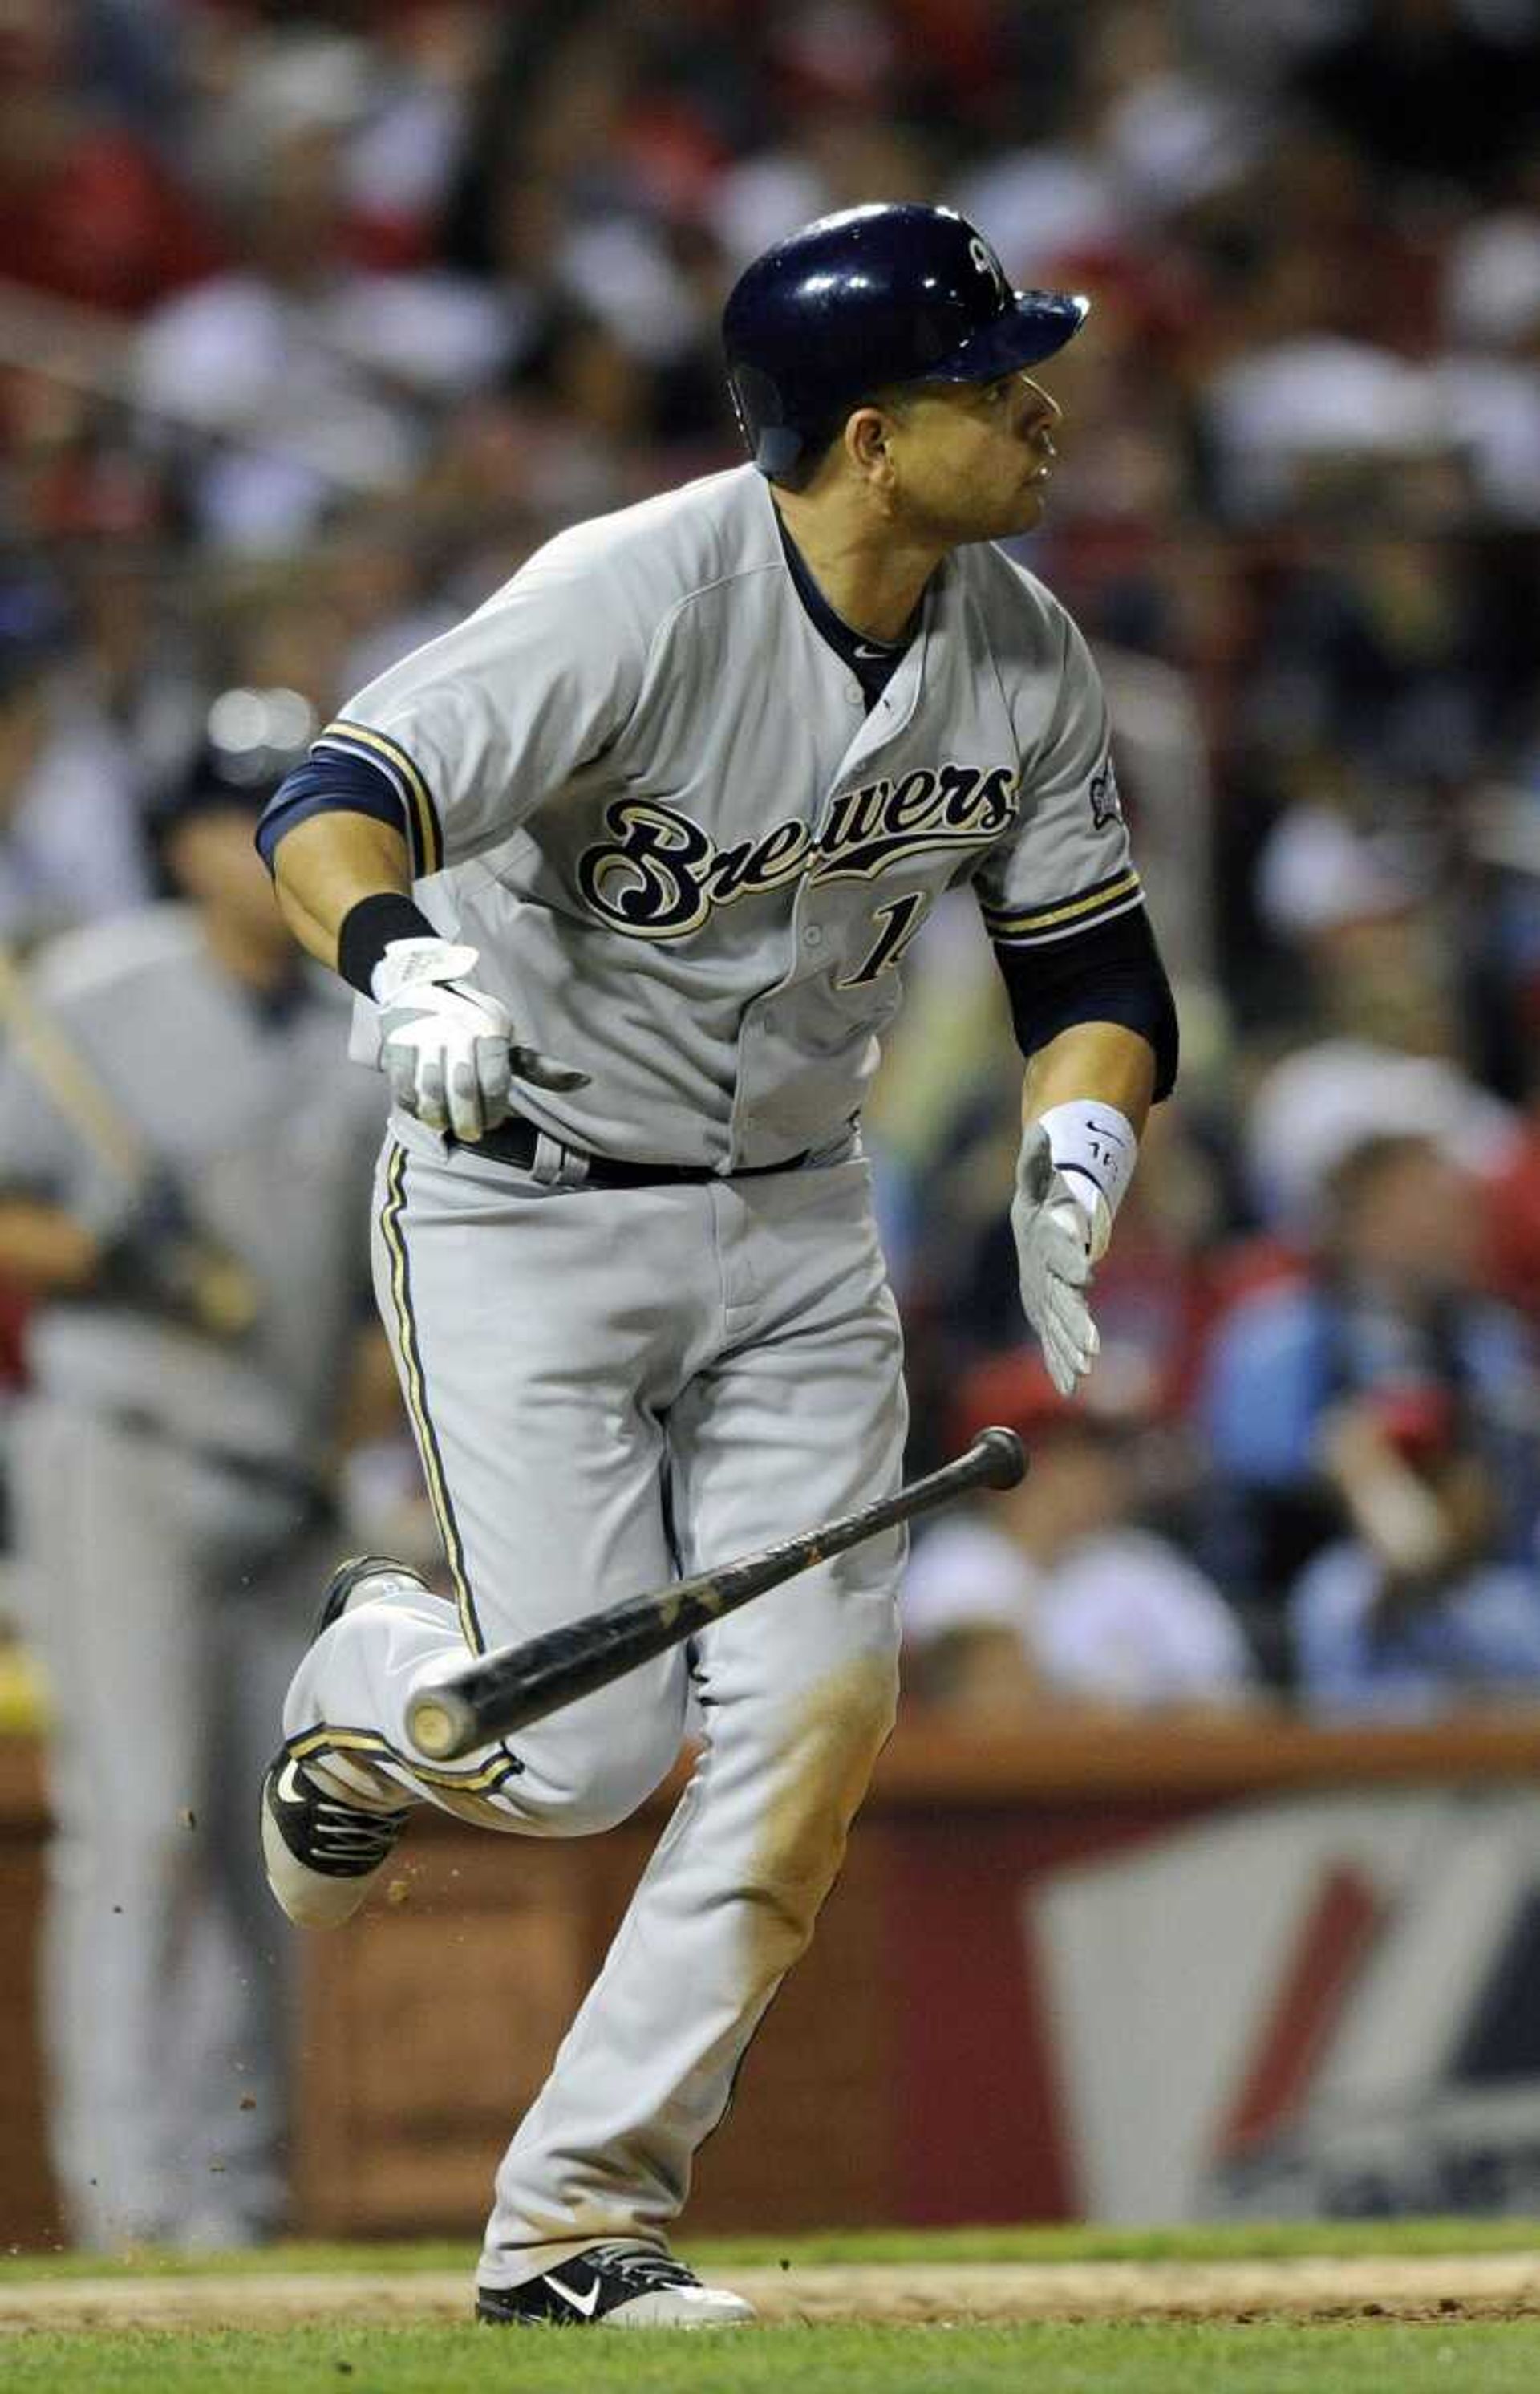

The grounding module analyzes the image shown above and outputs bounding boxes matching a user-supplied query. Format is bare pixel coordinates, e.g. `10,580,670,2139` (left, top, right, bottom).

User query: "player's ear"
845,404,895,486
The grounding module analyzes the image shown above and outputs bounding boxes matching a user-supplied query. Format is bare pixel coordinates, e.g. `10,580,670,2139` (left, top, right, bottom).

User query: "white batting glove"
370,938,588,1142
1010,1121,1108,1396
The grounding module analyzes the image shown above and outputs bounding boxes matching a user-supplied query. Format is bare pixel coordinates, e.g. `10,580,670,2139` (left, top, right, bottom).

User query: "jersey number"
840,891,929,988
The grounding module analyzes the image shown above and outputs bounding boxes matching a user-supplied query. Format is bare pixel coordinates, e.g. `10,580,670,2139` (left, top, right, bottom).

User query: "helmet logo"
968,236,1007,304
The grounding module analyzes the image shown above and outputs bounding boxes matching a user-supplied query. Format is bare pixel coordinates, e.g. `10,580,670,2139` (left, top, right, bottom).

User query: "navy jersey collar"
772,506,917,712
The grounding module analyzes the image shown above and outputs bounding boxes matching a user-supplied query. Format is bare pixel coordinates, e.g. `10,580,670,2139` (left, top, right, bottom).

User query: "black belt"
461,1114,809,1189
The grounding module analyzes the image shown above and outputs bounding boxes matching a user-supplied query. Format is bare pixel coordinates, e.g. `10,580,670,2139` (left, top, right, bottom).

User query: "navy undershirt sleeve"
993,906,1180,1100
254,748,407,874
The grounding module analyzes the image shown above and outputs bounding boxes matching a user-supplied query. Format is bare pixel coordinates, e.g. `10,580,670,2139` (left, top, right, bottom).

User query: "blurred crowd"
4,0,1540,1729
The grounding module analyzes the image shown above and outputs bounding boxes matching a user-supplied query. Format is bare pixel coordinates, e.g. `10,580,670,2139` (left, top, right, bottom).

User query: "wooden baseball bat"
0,941,148,1184
405,1426,1026,1761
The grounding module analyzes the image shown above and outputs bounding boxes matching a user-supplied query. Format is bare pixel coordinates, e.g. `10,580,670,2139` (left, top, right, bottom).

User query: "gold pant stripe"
286,1722,518,1796
379,1142,483,1653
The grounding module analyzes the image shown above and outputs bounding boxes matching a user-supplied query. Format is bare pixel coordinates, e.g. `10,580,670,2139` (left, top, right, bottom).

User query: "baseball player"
0,697,388,2247
257,202,1177,2327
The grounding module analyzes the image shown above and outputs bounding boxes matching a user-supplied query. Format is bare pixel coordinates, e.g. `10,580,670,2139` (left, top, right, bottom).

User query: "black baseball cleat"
312,1552,430,1640
261,1751,409,1928
260,1556,429,1929
476,2242,756,2329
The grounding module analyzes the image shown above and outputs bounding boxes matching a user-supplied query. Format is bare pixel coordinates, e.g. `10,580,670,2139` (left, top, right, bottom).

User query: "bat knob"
974,1426,1027,1490
406,1678,479,1762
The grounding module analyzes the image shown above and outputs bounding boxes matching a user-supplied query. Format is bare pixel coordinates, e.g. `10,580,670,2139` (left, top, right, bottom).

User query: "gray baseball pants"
11,1402,317,2246
281,1130,906,2286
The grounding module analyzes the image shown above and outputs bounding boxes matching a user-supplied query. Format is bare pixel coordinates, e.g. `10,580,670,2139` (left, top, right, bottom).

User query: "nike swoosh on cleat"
276,1759,306,1805
547,2277,602,2318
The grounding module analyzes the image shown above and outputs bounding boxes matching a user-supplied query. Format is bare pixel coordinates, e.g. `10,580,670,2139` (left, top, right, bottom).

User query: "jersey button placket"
731,996,778,1167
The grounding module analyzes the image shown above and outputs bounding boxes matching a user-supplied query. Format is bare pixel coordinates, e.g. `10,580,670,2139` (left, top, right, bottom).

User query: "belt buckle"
529,1130,590,1189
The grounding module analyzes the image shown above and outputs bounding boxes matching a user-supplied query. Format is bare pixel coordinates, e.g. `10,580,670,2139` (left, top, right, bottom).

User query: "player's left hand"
1010,1122,1104,1396
371,937,588,1142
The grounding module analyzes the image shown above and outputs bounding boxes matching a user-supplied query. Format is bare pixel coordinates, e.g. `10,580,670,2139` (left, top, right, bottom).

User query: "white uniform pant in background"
282,1134,907,2285
10,1402,321,2247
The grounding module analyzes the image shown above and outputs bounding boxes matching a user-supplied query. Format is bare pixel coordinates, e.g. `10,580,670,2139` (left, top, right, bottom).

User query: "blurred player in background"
0,692,388,2247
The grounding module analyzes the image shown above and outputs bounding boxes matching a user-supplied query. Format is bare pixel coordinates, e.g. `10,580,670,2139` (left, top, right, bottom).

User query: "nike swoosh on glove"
1010,1120,1107,1396
370,937,588,1142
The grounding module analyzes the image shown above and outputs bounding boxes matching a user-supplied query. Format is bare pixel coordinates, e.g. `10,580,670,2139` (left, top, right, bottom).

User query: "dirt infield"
3,2254,1538,2331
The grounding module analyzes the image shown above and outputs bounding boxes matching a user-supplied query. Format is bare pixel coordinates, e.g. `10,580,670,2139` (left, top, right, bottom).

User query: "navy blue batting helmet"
723,201,1089,479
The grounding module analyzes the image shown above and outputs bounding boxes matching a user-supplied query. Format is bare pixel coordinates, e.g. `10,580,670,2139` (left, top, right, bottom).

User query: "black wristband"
337,892,439,996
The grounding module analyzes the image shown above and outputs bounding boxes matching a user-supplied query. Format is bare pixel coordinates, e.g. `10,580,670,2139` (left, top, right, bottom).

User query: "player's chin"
993,484,1049,538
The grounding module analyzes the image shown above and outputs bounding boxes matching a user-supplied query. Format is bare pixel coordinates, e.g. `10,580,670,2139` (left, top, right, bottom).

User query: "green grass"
5,2214,1540,2275
7,2321,1540,2394
5,2224,1538,2392
707,2215,1540,2266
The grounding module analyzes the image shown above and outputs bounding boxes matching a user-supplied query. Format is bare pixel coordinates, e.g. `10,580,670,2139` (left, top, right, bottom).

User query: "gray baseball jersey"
0,906,383,1464
273,463,1151,2289
0,907,385,2245
315,465,1138,1166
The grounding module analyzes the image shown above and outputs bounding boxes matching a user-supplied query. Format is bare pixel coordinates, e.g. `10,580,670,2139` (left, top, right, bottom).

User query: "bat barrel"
408,1596,692,1756
404,1427,1026,1762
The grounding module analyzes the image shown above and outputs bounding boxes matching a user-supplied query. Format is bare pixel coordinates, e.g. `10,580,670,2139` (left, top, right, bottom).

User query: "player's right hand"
371,937,588,1142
